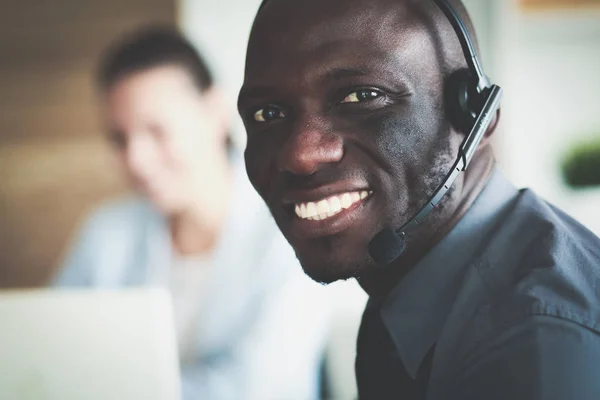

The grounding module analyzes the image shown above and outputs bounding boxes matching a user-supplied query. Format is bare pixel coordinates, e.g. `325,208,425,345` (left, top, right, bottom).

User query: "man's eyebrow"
238,68,370,104
323,67,370,81
238,85,277,107
320,60,410,87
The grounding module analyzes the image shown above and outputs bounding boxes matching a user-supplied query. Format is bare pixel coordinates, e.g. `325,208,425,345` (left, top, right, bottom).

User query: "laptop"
0,288,181,400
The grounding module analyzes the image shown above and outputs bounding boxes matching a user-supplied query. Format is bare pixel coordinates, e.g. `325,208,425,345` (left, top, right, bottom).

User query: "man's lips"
293,190,371,221
279,183,374,239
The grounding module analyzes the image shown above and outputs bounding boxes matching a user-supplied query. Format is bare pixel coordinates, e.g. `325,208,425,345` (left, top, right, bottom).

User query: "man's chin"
288,232,378,284
297,256,368,285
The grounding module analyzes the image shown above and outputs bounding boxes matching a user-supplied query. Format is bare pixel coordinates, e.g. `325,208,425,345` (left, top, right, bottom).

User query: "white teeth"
317,199,329,215
294,190,372,221
329,196,342,213
340,193,352,209
306,202,318,218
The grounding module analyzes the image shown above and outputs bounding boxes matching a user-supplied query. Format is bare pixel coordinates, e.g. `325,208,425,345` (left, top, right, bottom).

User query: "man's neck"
358,147,496,298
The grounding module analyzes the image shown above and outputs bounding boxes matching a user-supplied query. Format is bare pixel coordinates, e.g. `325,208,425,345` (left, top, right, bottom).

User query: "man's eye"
341,89,382,104
253,106,286,122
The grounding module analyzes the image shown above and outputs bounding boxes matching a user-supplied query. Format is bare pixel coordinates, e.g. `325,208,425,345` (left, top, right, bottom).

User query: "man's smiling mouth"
294,191,373,221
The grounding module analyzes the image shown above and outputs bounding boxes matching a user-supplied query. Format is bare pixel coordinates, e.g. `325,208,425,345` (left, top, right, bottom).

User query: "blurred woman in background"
53,26,330,400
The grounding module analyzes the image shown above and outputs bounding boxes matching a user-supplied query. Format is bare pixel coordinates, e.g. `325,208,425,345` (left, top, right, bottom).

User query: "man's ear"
479,108,501,148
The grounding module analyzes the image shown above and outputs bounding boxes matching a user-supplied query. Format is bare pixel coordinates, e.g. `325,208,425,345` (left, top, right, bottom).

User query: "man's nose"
277,115,344,176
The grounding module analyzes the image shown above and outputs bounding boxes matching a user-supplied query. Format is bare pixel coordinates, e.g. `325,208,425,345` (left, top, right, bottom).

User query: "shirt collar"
380,168,519,378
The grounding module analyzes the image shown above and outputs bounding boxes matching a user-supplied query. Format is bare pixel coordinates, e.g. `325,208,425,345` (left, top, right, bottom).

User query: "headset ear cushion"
444,68,477,133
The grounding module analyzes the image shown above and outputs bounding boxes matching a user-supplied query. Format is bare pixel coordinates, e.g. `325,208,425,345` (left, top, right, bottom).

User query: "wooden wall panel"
519,0,600,9
0,0,176,287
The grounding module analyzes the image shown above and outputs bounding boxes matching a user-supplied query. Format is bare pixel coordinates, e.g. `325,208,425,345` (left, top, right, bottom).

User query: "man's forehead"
250,0,420,52
244,0,436,84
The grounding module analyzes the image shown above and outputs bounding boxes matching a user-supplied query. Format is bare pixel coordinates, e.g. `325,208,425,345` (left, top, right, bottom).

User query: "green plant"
561,136,600,188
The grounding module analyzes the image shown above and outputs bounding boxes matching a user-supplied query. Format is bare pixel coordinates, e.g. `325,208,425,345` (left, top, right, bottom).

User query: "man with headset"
238,0,600,398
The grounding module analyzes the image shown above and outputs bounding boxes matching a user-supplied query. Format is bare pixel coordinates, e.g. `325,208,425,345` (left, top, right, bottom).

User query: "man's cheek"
248,149,282,209
362,108,425,145
244,148,266,192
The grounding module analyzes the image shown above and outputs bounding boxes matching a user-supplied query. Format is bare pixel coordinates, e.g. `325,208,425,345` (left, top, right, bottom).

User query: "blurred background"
0,0,599,398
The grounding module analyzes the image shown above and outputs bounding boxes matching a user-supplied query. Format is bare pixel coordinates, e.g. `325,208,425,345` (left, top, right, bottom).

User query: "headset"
367,0,503,265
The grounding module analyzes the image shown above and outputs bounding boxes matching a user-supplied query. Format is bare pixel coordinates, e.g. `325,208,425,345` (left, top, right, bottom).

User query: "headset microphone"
368,0,503,265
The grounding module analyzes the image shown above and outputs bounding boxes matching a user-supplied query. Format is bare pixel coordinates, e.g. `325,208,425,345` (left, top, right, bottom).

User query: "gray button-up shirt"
379,168,600,399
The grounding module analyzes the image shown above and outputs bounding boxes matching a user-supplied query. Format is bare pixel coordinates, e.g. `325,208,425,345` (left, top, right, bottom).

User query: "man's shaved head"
238,0,496,284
